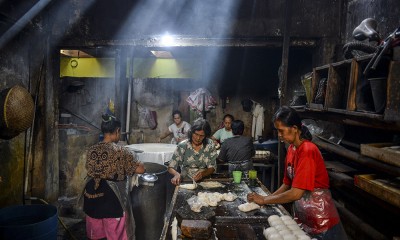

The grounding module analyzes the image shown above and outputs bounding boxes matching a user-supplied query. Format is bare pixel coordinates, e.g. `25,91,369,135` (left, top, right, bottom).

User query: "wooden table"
160,178,289,240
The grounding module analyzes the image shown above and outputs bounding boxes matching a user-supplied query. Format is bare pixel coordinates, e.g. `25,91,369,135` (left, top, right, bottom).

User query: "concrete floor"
57,217,87,240
56,196,87,240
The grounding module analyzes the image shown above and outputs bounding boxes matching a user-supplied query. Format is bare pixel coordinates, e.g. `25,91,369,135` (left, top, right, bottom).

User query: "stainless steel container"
131,162,168,240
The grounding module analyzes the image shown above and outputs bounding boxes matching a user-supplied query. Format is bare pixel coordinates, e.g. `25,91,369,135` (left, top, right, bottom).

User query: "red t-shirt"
283,140,329,190
283,140,340,234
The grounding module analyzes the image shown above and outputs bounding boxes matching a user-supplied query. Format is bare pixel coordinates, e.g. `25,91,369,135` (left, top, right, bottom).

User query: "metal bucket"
131,162,168,240
0,204,58,240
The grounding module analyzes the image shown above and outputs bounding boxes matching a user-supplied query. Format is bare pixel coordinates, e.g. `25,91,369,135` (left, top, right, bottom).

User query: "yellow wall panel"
60,57,201,79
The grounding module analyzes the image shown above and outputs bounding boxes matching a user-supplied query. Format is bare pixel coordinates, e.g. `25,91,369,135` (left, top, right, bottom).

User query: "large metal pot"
131,162,168,240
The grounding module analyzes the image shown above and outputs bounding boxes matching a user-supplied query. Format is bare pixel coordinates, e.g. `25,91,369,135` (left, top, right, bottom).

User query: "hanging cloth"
186,88,217,113
137,104,157,129
251,103,264,139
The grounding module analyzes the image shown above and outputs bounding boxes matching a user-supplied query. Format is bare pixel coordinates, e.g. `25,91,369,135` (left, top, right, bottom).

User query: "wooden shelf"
313,138,400,176
307,55,400,121
385,61,400,121
304,55,400,239
321,107,383,119
298,107,400,131
360,143,400,168
354,174,400,208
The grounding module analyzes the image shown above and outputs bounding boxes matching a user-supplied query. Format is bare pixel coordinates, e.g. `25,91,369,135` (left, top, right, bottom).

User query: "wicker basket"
0,85,34,139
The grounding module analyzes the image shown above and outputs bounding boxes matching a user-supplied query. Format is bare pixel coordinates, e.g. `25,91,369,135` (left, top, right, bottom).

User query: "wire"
60,107,101,130
57,124,93,132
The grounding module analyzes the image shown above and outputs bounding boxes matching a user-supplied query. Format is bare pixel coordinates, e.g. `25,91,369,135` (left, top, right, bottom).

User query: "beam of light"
113,0,241,44
113,0,186,42
161,33,174,47
110,0,242,88
0,0,53,49
0,0,97,64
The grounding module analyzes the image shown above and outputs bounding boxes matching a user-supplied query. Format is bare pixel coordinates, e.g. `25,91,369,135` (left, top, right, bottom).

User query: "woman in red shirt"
247,106,347,240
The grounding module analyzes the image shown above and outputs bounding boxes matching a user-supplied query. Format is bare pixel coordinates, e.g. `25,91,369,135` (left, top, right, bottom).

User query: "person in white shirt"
159,110,191,144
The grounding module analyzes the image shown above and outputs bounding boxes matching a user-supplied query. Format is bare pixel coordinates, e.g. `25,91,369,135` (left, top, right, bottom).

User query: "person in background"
158,110,191,144
83,114,145,240
247,106,347,240
211,114,234,147
168,119,217,185
218,120,255,173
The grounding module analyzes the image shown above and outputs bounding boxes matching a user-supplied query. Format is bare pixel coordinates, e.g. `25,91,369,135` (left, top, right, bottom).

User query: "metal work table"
160,178,289,240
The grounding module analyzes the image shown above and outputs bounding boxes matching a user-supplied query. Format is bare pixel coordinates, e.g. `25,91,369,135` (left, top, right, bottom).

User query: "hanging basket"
0,85,34,139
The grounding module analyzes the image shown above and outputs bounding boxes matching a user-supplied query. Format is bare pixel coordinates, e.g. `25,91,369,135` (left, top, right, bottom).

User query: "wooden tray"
354,174,400,208
360,143,400,167
214,223,260,240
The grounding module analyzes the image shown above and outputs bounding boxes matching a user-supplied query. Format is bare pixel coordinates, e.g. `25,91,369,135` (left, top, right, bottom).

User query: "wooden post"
277,0,292,188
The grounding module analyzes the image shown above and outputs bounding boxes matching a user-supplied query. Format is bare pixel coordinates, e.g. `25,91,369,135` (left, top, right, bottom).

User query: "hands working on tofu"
168,119,217,186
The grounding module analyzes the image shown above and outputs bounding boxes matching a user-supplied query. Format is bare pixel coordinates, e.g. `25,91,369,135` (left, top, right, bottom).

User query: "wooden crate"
384,61,400,121
354,174,400,208
326,60,353,111
360,143,400,167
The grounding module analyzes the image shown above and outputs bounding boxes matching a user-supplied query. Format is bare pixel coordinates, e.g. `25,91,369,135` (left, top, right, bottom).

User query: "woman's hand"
213,141,220,150
171,173,181,185
247,192,265,205
135,162,146,174
192,171,203,182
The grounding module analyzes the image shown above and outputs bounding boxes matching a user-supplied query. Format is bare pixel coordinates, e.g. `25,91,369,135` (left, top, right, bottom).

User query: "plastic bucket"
368,77,387,113
0,204,58,240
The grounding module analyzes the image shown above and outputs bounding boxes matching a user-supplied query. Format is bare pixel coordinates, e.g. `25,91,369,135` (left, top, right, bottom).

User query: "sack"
186,88,217,113
138,105,157,129
149,111,157,130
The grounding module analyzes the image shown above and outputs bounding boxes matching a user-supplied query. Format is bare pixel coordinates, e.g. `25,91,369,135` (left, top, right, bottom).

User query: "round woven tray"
0,85,34,139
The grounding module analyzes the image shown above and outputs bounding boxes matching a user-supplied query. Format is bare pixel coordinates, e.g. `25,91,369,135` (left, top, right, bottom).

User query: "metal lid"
140,173,158,183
